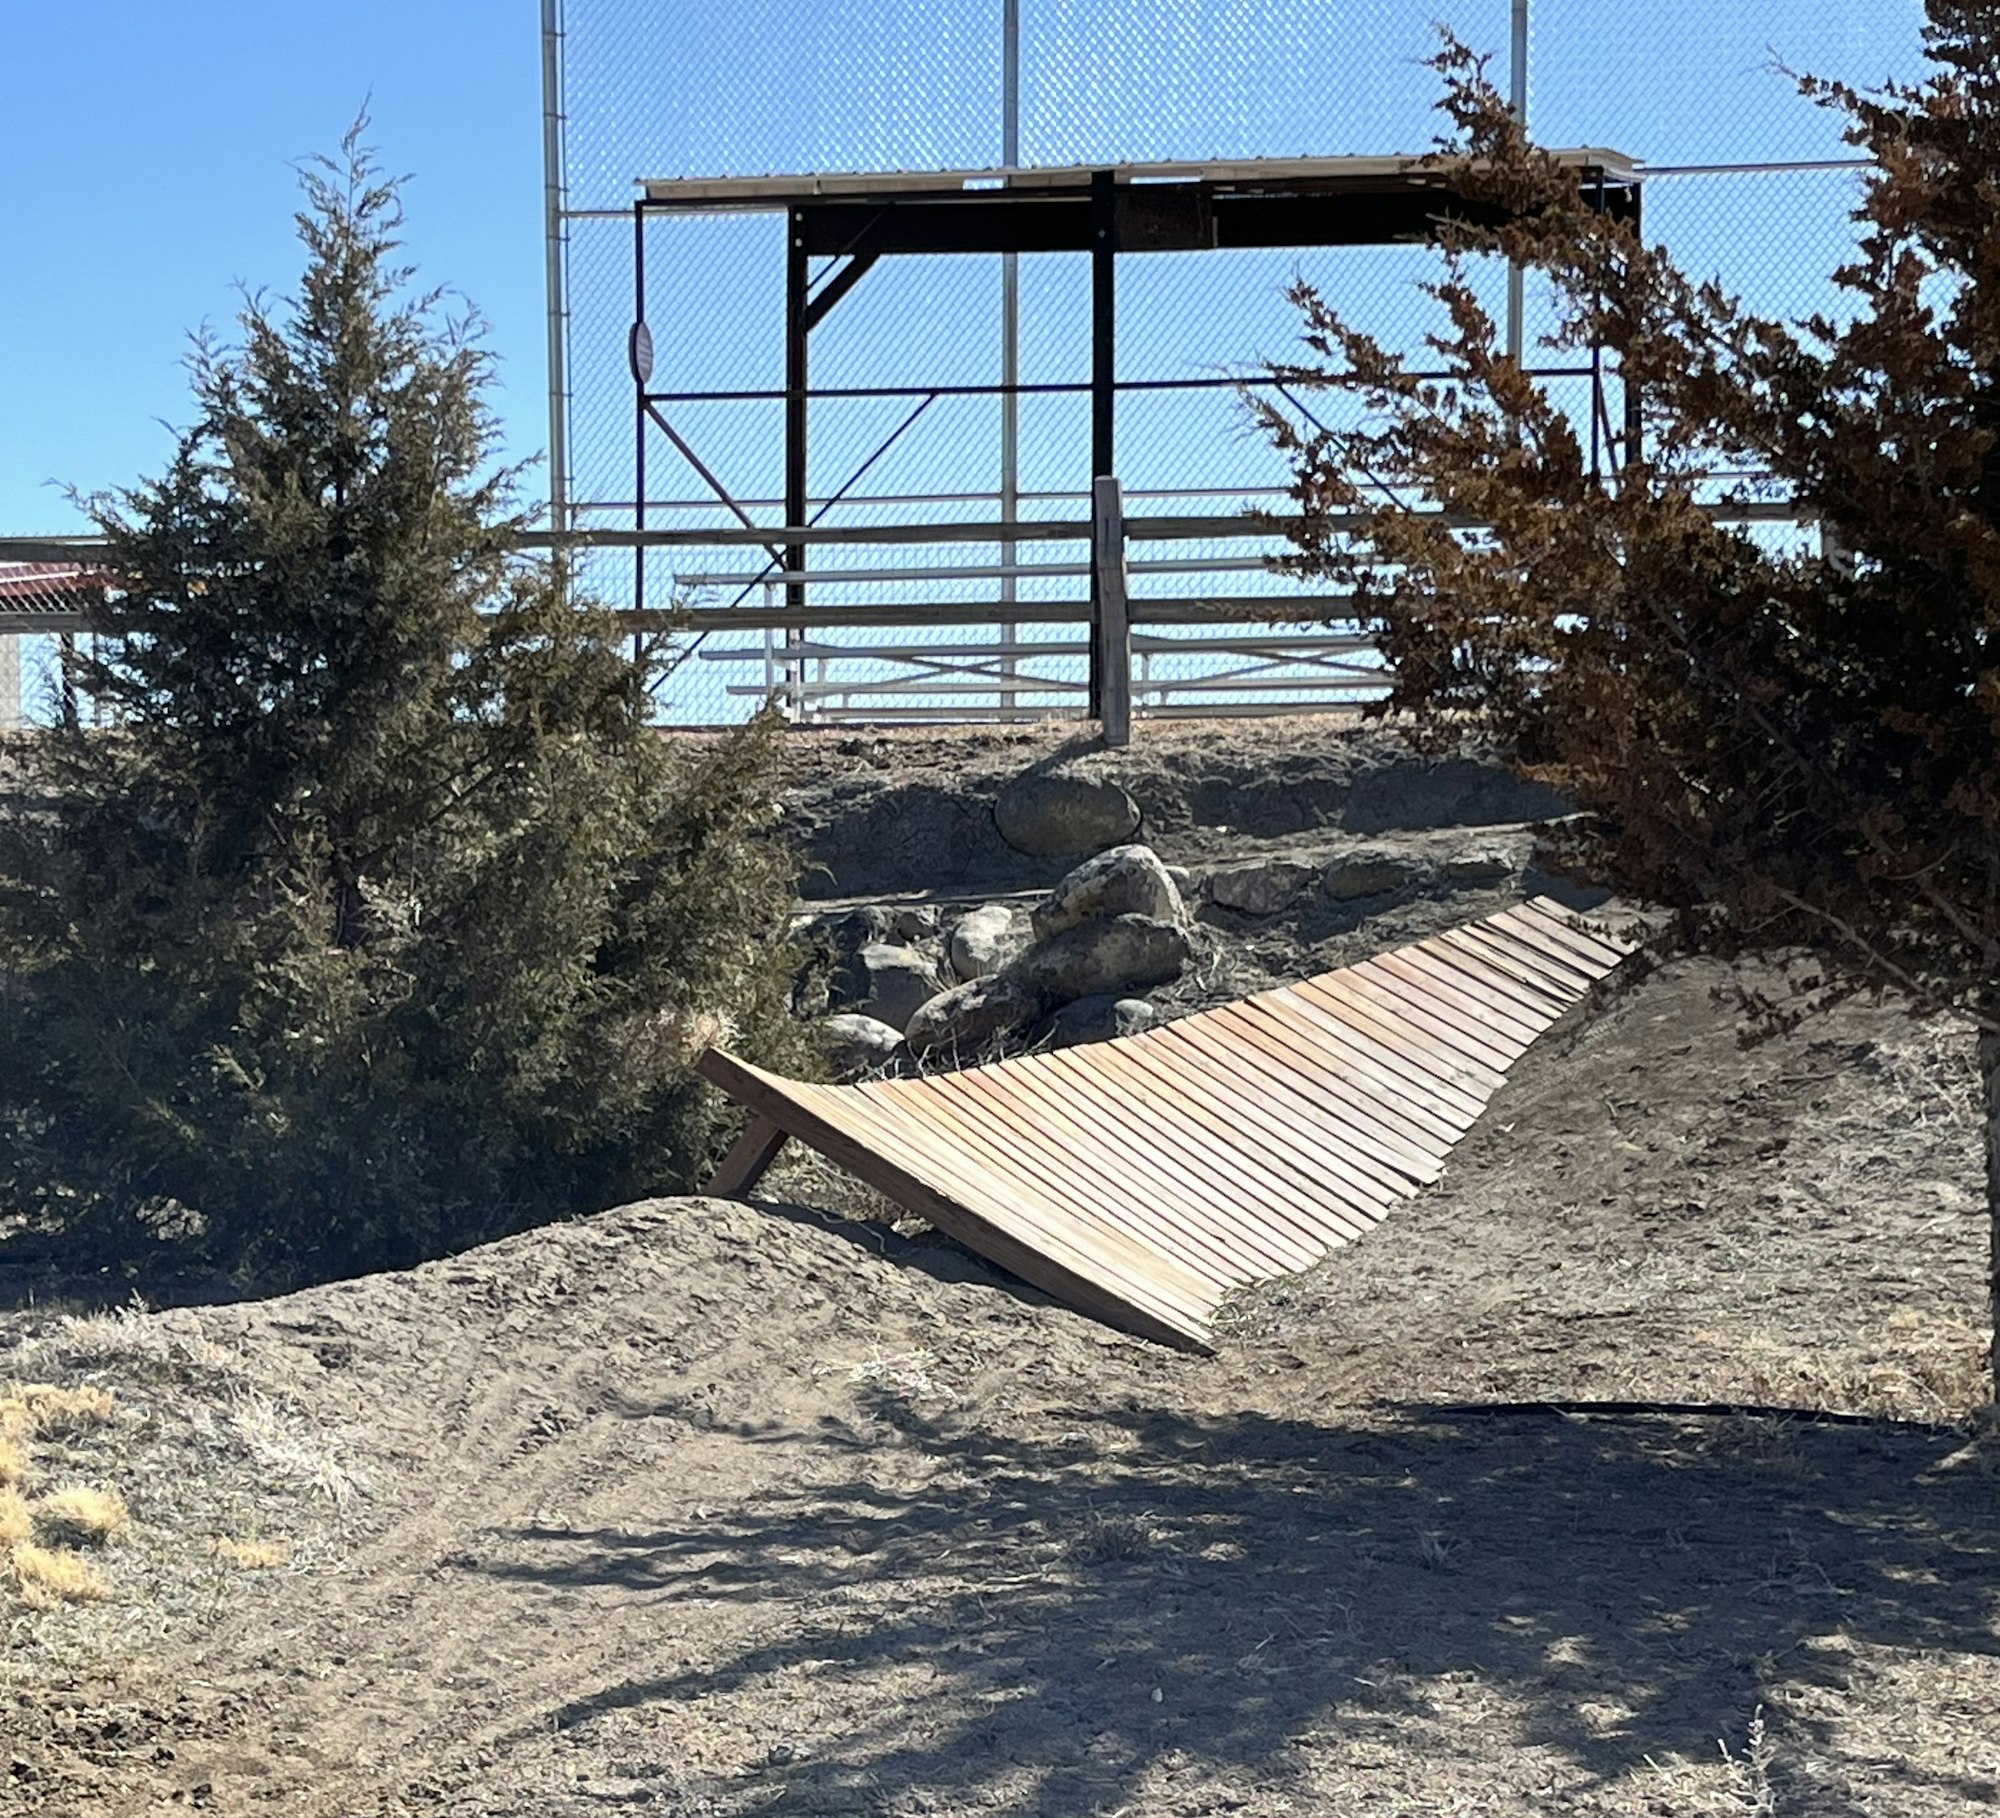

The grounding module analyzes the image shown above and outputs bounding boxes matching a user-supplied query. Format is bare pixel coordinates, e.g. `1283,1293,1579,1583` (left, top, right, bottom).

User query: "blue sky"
0,1,1932,719
1,3,549,537
2,1,1927,547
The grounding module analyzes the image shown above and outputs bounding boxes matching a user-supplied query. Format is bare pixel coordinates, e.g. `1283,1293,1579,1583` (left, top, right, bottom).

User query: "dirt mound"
3,965,1995,1818
0,1198,1179,1814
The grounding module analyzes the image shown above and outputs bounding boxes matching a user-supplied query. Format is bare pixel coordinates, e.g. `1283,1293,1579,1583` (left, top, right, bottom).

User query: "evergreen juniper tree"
0,124,802,1277
1263,7,2000,1391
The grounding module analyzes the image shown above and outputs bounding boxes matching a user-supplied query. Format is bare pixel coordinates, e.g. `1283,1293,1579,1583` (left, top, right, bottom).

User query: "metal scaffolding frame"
625,151,1641,722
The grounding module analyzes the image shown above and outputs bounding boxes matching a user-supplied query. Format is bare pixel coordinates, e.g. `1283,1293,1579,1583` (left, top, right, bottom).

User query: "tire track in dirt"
144,1199,1158,1814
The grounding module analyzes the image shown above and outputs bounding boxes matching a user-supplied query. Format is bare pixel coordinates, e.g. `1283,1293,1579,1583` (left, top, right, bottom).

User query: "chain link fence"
547,0,1925,724
0,565,93,730
0,2,1928,725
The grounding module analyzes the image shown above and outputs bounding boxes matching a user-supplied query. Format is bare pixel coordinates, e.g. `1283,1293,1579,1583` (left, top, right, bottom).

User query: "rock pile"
790,820,1565,1079
801,843,1194,1075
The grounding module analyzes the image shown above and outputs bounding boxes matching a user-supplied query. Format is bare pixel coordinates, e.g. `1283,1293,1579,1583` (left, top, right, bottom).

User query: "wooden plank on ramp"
698,899,1634,1350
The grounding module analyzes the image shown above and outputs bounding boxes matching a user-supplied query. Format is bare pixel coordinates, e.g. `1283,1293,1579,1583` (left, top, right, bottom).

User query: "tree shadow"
475,1400,1999,1815
752,1195,1073,1302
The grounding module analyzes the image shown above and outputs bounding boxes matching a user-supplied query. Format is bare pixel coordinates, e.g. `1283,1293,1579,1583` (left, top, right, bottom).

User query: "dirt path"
3,961,1996,1818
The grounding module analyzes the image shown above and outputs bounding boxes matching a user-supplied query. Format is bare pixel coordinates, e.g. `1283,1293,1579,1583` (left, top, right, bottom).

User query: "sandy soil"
1,950,1994,1818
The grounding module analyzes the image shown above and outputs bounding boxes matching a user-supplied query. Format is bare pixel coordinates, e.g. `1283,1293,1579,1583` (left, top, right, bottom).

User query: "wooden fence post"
1091,475,1132,748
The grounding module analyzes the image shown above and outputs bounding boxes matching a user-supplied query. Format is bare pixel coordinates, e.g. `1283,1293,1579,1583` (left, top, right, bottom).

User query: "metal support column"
1090,169,1117,482
785,208,810,632
1505,0,1529,365
1089,169,1116,718
1621,185,1644,472
632,200,648,618
997,0,1022,715
540,0,571,537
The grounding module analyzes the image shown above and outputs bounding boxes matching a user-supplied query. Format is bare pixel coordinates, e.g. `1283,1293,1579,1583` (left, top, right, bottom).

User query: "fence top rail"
523,514,1293,549
638,148,1639,208
518,495,1808,552
0,495,1818,584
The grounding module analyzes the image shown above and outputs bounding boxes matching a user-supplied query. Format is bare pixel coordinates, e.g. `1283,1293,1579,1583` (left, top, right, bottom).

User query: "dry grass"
212,1535,290,1571
0,1433,28,1489
1415,1527,1462,1571
212,1392,374,1510
1858,1018,1980,1130
33,1485,129,1547
1067,1511,1157,1563
8,1541,109,1610
842,1346,960,1406
3,1382,118,1437
0,1487,32,1547
16,1305,236,1383
1714,1330,1991,1424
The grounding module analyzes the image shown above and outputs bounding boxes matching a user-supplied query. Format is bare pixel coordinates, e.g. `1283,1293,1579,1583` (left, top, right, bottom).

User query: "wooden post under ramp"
1092,475,1132,747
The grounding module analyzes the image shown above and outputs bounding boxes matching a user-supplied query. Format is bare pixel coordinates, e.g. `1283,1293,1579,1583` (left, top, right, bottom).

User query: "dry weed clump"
1067,1511,1158,1564
0,1487,31,1547
212,1535,289,1570
4,1382,119,1437
20,1305,236,1383
0,1433,28,1489
843,1347,960,1406
33,1485,130,1547
8,1540,109,1610
211,1393,374,1509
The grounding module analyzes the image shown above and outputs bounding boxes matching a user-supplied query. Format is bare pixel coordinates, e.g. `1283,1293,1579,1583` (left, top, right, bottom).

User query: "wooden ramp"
699,898,1632,1351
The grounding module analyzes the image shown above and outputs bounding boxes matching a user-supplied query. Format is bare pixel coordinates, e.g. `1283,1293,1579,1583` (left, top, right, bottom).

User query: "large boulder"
1443,845,1521,887
1321,850,1428,902
831,942,945,1034
891,903,942,942
1206,857,1317,917
816,1013,906,1080
905,973,1047,1060
948,902,1030,982
1013,914,1192,1004
994,770,1141,859
1032,844,1183,939
1032,993,1159,1051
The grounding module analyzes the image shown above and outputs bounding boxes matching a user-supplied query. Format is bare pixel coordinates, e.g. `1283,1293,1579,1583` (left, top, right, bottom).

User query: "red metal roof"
0,564,103,606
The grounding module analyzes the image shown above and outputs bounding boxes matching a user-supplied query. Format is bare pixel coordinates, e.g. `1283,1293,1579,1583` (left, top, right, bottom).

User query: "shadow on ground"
478,1399,1999,1816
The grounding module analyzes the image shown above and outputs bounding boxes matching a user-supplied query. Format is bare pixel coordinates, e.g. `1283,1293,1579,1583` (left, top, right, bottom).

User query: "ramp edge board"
700,899,1636,1348
696,1046,1216,1350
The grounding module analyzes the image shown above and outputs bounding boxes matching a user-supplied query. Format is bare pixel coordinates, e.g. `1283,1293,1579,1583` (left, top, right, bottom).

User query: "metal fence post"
998,0,1021,717
540,0,571,538
1091,476,1132,748
1506,0,1529,366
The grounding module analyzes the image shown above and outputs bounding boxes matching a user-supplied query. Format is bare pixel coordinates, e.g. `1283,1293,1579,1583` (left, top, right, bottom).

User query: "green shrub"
0,127,803,1277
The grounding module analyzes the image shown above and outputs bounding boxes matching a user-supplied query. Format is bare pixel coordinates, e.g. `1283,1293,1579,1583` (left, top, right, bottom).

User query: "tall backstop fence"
543,0,1922,723
0,2,1928,727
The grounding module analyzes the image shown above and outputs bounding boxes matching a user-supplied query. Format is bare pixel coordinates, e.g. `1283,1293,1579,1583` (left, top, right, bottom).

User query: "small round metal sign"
628,321,655,387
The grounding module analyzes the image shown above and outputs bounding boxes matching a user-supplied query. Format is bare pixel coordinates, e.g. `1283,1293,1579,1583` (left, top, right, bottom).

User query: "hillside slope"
2,957,1993,1818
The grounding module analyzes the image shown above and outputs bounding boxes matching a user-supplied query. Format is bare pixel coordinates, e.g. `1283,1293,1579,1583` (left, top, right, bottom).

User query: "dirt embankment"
2,952,1994,1818
777,717,1568,901
1,717,1994,1817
